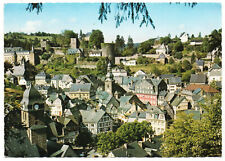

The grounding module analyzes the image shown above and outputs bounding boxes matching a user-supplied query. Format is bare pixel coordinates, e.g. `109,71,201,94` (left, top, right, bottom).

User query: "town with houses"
3,3,222,158
4,28,222,157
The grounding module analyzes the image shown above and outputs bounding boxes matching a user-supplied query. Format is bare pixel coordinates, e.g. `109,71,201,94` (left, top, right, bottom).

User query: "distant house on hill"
156,44,169,55
196,60,204,72
180,32,189,43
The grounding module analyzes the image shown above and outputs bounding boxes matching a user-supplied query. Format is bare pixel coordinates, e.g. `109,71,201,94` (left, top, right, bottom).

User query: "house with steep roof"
108,141,149,157
190,74,207,84
134,70,147,77
184,84,219,96
196,60,204,72
46,93,69,117
128,103,167,135
112,67,128,77
79,109,114,134
134,78,167,105
50,145,78,157
167,77,182,93
118,95,146,121
156,44,169,55
35,71,51,85
96,90,120,120
170,96,190,118
119,76,141,92
51,74,74,89
65,83,93,100
180,32,189,43
208,64,222,83
34,85,56,97
145,104,167,135
157,53,167,64
12,58,28,85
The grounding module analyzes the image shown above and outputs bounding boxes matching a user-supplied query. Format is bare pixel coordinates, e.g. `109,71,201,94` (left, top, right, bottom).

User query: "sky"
4,2,222,43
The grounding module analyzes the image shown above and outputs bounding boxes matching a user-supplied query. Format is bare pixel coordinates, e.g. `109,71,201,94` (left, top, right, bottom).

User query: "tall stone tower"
101,43,115,64
105,61,114,95
20,84,47,155
70,38,78,49
29,46,35,65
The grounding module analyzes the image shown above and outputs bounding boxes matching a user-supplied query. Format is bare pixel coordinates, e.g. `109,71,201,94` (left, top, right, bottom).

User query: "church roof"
20,85,44,110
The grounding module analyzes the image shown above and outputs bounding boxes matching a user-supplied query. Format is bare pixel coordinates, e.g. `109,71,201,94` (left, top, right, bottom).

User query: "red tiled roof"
185,84,219,93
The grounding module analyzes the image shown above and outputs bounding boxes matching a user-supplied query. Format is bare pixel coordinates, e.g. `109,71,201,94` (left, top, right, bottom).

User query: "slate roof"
34,85,51,91
165,93,176,102
111,141,149,157
208,70,221,77
36,71,46,77
80,109,106,123
20,85,44,109
129,111,147,119
168,77,182,85
69,83,91,92
192,88,201,95
171,96,186,107
212,63,221,69
190,74,207,84
146,103,164,114
52,74,73,82
160,74,174,79
67,48,82,54
50,145,78,157
196,60,204,66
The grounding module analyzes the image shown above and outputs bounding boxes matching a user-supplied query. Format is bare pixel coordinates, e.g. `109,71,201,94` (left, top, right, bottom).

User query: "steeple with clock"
20,84,47,155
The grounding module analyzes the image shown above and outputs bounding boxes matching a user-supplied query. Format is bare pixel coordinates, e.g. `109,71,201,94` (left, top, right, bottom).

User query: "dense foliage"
161,94,222,157
97,121,154,155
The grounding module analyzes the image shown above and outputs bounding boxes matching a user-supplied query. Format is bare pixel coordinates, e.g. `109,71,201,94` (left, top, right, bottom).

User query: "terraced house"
134,78,167,106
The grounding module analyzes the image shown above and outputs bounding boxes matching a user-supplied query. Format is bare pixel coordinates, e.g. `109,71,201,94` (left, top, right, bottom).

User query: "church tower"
20,84,47,155
105,61,114,95
29,45,35,65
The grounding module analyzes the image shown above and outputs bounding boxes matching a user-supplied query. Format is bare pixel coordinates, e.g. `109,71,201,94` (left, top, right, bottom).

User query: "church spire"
105,61,113,81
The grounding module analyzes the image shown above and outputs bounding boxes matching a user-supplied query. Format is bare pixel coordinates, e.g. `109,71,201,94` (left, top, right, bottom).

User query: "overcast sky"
4,2,222,43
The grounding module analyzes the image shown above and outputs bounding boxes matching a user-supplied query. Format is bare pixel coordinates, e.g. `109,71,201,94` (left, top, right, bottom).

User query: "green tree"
127,35,134,49
151,65,161,76
174,41,184,52
122,47,137,56
116,121,154,144
168,57,174,64
115,35,125,56
191,53,196,64
161,93,222,157
174,52,183,59
75,129,93,149
159,36,172,45
96,58,107,75
97,131,120,155
181,70,192,82
89,30,104,49
4,61,13,73
138,39,154,54
208,29,222,54
182,60,192,71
